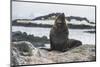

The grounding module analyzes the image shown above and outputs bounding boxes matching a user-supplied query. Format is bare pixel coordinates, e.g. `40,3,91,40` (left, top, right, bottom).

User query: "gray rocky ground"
11,41,96,66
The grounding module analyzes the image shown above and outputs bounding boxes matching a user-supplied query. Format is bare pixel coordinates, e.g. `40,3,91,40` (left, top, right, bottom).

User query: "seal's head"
55,13,66,27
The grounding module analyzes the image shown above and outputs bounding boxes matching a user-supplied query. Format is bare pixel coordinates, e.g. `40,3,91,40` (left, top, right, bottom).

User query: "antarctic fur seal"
50,13,69,51
50,13,82,52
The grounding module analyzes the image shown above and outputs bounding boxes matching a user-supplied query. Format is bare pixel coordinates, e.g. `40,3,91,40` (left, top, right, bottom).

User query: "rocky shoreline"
12,31,49,48
11,41,96,66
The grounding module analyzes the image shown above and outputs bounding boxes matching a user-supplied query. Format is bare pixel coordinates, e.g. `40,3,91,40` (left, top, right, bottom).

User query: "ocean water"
20,20,95,26
12,26,95,45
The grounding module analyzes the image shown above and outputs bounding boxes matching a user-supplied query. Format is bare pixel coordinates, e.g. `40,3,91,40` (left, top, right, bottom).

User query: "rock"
12,41,35,56
32,48,48,57
11,41,96,66
11,41,35,66
11,47,26,66
31,45,95,63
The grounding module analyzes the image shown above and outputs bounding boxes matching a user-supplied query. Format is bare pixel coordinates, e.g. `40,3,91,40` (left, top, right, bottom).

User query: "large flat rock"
11,41,96,66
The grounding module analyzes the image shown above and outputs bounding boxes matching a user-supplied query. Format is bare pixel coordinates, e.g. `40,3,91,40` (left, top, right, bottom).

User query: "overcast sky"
12,1,95,22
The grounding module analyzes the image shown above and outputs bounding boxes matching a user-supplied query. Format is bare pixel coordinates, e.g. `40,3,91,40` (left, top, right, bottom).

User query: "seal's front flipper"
40,48,53,51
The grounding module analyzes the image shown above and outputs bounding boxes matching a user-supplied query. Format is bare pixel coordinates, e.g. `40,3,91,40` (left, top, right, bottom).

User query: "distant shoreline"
12,21,95,29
